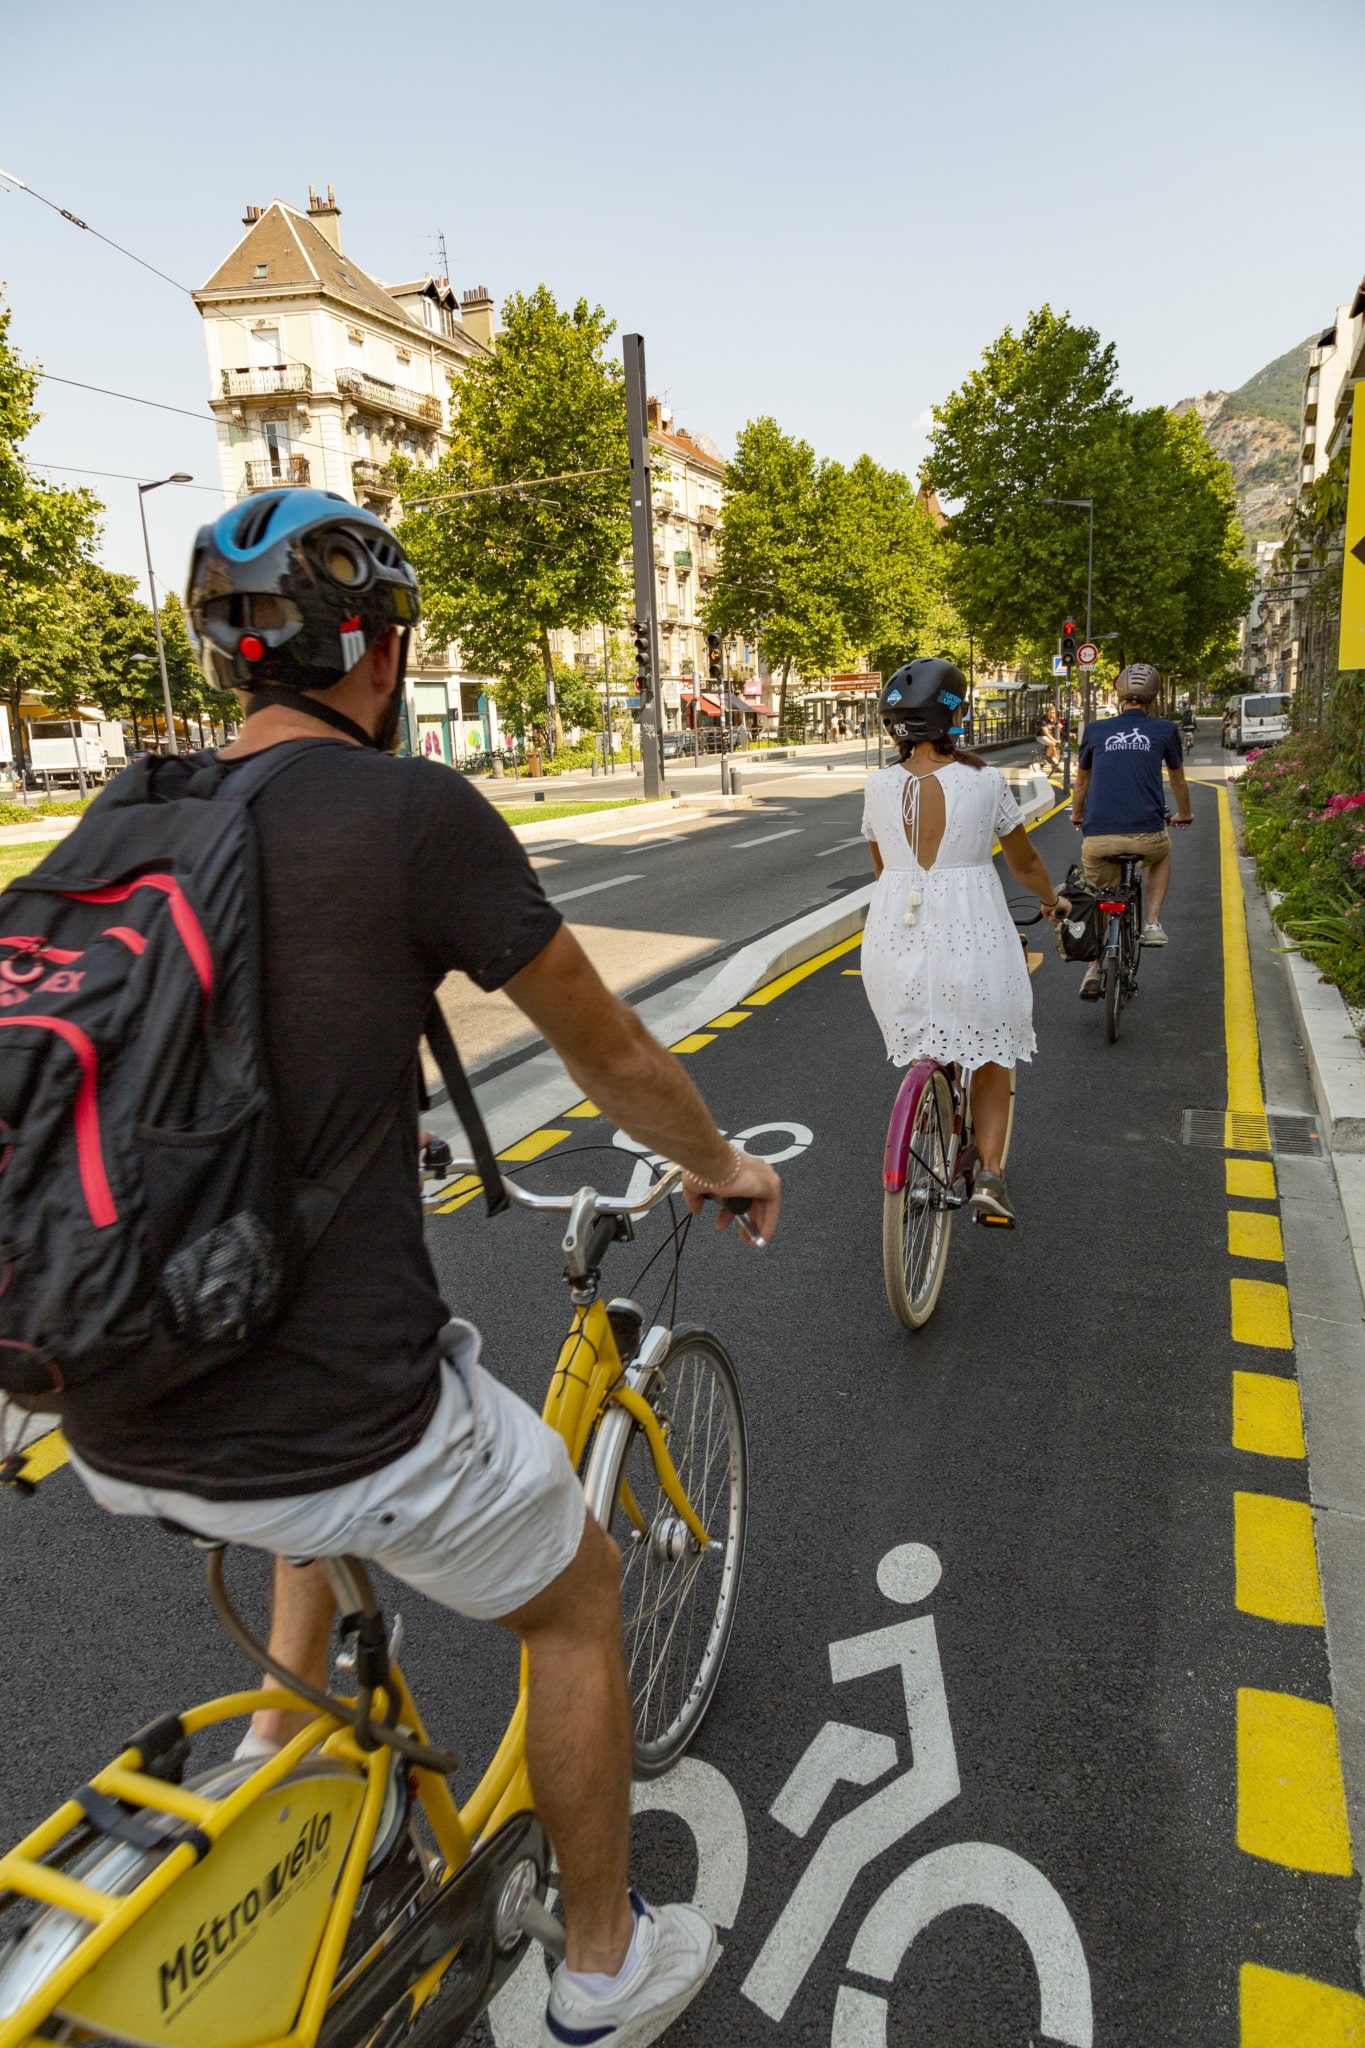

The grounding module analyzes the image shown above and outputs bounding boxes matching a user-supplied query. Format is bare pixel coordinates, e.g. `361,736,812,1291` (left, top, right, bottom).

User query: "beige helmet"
1115,662,1161,703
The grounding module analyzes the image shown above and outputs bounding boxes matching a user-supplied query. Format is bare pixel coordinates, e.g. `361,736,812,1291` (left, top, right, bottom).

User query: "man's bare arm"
1070,765,1091,825
503,927,781,1239
1167,766,1194,824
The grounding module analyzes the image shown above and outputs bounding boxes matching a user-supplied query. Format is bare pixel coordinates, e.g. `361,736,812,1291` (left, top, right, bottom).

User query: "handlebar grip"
705,1192,752,1213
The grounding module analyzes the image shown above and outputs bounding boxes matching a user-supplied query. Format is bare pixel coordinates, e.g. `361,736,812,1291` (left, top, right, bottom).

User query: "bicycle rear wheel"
1104,951,1123,1041
583,1326,747,1778
882,1066,954,1329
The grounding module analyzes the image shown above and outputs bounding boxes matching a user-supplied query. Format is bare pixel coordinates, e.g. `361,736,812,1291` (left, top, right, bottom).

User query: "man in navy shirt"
1070,663,1194,992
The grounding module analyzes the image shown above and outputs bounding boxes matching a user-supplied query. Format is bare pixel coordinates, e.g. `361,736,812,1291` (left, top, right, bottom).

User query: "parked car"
1226,692,1291,753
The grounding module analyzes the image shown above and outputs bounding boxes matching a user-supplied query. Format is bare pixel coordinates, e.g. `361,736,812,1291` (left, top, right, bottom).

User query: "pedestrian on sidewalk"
860,660,1069,1226
1069,662,1194,997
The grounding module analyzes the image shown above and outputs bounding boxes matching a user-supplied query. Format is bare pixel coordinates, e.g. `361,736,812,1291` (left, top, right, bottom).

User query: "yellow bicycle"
0,1161,748,2048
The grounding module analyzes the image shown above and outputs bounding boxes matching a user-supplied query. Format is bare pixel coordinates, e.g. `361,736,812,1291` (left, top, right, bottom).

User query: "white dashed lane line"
731,829,805,850
815,837,867,858
546,874,645,905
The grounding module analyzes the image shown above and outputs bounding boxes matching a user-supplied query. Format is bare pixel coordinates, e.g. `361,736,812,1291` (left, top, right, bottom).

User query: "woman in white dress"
861,659,1069,1224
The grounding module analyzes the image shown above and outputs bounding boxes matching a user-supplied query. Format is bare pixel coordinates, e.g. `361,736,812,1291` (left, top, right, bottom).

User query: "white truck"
25,718,128,788
1227,692,1291,753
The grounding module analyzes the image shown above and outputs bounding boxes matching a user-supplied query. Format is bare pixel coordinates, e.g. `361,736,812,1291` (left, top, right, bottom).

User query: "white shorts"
70,1322,586,1623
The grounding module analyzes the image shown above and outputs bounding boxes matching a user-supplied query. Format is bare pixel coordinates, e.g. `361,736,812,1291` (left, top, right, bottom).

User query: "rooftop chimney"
461,286,495,350
306,183,342,254
242,205,263,227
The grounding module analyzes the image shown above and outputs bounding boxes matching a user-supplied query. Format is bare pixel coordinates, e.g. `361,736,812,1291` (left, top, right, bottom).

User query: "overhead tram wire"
32,461,227,495
37,374,218,425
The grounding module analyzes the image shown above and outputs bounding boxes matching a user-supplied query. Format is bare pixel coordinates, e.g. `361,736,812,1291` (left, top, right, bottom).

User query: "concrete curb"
1278,937,1365,1151
430,768,1058,1157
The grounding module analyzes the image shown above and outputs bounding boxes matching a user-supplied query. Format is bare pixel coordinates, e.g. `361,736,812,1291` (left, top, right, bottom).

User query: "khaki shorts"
1081,831,1171,887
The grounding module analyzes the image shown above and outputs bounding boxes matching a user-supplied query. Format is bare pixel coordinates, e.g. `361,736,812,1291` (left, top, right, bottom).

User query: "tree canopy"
920,305,1252,685
396,286,631,750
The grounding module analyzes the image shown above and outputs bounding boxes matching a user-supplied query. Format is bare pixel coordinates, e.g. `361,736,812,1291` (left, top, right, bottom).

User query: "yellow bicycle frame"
0,1299,704,2048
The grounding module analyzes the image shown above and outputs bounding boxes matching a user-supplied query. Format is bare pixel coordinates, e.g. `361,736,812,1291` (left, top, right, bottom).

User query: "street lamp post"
137,475,193,755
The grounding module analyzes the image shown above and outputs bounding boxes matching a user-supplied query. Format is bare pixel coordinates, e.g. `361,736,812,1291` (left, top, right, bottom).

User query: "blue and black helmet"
878,658,968,745
185,488,421,703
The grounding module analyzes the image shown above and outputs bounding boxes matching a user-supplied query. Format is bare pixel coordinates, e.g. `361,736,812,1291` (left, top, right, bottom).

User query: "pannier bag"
1054,863,1104,963
0,740,502,1421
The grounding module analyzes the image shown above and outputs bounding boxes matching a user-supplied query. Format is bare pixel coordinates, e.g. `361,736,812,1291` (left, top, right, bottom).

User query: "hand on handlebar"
683,1150,782,1245
1172,813,1194,828
1041,894,1072,921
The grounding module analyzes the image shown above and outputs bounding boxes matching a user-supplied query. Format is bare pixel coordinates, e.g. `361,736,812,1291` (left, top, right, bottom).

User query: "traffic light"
631,617,652,701
707,630,723,683
1060,617,1078,662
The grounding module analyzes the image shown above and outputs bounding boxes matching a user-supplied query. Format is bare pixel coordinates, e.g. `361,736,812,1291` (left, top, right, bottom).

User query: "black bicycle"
1095,853,1145,1043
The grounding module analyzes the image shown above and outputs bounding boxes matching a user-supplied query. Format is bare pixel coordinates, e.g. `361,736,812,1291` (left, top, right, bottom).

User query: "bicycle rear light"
1098,900,1127,914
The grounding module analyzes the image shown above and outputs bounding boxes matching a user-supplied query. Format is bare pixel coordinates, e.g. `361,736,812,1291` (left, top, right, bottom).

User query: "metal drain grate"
1182,1108,1322,1156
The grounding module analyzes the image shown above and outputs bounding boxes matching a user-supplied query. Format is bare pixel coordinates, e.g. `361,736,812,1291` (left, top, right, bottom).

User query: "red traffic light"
1062,619,1077,636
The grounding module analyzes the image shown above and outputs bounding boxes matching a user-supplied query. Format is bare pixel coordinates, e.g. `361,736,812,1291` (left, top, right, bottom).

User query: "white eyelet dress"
860,761,1036,1071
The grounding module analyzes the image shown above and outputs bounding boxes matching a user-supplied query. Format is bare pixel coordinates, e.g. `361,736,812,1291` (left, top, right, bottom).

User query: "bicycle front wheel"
882,1066,954,1329
583,1326,747,1777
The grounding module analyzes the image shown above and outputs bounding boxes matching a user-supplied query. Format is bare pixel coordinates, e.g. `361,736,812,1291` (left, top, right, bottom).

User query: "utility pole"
623,334,663,800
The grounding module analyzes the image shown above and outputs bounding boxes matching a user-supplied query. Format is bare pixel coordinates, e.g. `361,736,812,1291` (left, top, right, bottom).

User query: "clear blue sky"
3,0,1361,602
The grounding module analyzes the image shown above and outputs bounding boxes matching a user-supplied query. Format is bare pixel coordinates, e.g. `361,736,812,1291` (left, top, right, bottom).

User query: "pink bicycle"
880,908,1040,1328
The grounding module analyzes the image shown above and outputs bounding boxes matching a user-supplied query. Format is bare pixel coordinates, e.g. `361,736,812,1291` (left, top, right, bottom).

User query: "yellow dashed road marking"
705,1011,752,1029
1233,1372,1306,1459
1227,1158,1278,1201
1241,1962,1365,2043
565,1101,599,1118
1229,1210,1287,1262
841,968,862,976
670,1032,717,1054
1234,1493,1325,1625
1231,1278,1294,1350
745,934,863,1005
1237,1688,1353,1873
498,1129,572,1162
19,1428,68,1484
1218,787,1266,1130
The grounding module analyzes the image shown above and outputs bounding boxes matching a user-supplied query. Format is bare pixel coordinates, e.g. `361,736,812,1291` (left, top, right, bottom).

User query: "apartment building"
194,187,502,758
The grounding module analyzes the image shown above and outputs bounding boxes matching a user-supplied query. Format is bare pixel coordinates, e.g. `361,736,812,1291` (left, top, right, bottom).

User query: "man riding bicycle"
55,491,781,2048
1069,662,1193,999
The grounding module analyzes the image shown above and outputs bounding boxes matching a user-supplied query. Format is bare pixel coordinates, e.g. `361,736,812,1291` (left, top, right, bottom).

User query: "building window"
253,262,268,279
347,330,365,359
264,419,293,479
251,327,283,368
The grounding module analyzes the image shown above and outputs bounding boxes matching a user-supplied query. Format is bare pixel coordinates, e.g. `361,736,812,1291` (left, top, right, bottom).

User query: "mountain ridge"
1171,335,1314,541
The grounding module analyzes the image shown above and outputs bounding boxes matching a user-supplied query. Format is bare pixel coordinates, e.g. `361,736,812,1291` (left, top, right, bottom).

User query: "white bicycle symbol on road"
491,1541,1093,2044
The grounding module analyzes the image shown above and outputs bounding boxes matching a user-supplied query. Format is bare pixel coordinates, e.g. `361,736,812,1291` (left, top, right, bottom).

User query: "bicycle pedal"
972,1209,1016,1230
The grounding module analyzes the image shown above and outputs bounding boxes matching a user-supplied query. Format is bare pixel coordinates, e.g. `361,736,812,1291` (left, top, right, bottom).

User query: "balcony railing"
674,550,693,569
353,459,397,495
222,363,313,399
238,454,311,497
336,367,441,425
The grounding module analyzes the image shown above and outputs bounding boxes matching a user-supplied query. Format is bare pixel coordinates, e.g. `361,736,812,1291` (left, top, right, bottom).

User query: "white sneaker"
543,1894,718,2047
1141,922,1168,946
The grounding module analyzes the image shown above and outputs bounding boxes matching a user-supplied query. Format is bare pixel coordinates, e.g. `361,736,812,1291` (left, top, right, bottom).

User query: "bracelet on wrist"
681,1143,747,1194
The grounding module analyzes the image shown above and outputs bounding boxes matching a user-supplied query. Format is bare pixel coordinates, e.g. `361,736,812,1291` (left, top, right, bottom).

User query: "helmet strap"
243,684,380,750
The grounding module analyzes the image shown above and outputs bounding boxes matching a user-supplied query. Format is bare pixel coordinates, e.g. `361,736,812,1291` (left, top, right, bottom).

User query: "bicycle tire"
1104,952,1123,1042
882,1066,954,1329
583,1325,747,1778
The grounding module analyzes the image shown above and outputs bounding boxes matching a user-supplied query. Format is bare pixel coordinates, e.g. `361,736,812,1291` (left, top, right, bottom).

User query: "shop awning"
679,686,777,718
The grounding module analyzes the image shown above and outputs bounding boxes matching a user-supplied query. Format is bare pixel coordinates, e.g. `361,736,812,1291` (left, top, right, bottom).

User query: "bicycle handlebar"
440,1157,686,1217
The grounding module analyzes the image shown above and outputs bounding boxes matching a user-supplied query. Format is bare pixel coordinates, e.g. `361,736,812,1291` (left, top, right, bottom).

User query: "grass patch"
0,844,55,891
488,799,645,825
0,797,90,826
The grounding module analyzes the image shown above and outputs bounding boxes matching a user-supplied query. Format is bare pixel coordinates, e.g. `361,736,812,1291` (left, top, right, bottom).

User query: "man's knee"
499,1510,621,1641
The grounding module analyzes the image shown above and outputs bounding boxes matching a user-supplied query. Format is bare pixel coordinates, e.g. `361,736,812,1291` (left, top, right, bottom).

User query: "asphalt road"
3,727,1357,2044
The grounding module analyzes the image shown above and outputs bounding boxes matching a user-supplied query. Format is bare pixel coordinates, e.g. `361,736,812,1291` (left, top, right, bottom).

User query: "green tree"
492,658,603,753
921,305,1251,681
0,290,101,763
703,417,854,732
396,286,631,753
836,457,944,679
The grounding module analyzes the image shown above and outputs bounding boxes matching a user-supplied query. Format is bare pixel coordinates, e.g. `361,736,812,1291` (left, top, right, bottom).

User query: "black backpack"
1053,863,1104,963
0,740,502,1425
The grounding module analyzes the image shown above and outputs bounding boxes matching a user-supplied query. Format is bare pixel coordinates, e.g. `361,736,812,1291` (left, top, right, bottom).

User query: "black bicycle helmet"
185,489,421,747
878,658,968,745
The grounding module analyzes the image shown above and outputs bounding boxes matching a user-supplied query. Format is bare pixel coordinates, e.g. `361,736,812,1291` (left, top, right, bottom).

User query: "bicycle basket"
1054,864,1103,963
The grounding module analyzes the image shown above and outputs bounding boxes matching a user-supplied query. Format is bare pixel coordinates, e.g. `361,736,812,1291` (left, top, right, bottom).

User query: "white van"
26,718,124,787
1231,692,1291,753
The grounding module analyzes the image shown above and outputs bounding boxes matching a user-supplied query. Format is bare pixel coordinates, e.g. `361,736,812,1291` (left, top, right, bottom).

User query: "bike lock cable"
203,1547,460,1775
